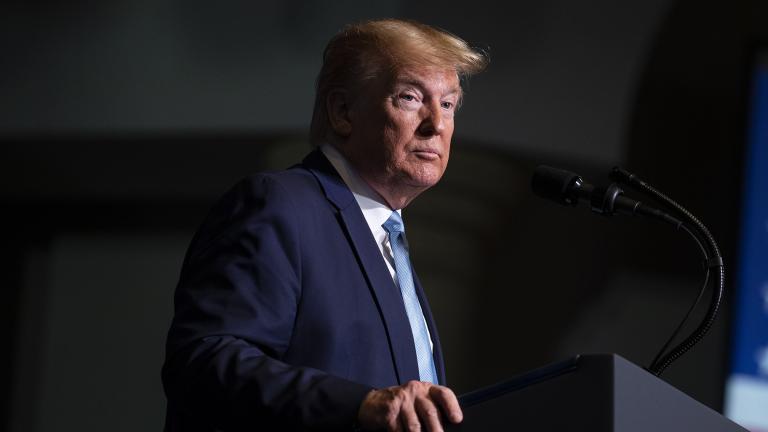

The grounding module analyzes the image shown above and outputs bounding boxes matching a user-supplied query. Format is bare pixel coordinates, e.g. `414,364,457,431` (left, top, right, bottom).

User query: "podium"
449,354,747,431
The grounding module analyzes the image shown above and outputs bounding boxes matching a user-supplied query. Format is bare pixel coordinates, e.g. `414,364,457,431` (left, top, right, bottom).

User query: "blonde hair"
309,19,488,145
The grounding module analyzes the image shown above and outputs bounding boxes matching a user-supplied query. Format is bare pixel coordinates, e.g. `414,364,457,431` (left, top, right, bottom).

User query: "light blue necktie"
382,211,438,384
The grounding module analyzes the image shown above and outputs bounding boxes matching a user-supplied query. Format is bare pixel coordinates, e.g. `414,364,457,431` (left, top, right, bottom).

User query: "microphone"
531,165,681,226
531,164,726,377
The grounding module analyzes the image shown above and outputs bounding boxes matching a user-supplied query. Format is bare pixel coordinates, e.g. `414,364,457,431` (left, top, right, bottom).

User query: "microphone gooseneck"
610,167,725,376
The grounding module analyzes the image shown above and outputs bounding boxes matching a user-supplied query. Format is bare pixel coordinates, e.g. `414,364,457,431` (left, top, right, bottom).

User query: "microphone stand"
609,167,725,376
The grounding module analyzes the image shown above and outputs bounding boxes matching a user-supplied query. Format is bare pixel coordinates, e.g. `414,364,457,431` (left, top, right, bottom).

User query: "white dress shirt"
320,144,434,350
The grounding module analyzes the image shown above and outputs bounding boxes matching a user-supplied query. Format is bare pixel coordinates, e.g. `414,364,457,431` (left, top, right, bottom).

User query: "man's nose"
417,102,445,136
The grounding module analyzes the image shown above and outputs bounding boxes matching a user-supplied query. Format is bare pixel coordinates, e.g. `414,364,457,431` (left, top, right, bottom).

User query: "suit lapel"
302,150,421,384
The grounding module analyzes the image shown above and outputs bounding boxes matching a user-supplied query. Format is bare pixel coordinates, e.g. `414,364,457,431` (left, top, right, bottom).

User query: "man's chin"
404,173,443,190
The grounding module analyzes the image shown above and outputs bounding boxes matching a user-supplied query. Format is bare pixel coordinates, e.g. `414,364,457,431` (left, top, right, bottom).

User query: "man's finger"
429,385,463,424
400,394,422,432
386,389,405,432
415,394,444,432
398,393,422,432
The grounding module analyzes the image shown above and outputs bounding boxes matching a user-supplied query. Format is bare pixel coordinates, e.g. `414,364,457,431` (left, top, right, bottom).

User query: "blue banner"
724,55,768,431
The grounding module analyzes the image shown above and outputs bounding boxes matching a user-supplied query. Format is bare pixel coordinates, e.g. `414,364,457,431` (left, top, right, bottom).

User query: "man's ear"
326,89,353,137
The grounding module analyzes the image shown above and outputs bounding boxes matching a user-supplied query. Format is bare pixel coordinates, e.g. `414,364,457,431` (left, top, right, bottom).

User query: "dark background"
1,0,765,430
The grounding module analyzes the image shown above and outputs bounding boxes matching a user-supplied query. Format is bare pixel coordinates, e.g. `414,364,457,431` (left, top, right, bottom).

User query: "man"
162,19,487,431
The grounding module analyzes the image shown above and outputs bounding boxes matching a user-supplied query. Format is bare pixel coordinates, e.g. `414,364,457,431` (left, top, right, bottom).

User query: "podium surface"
450,354,747,431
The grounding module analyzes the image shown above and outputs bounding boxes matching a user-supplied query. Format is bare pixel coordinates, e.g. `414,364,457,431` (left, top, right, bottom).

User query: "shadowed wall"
2,0,765,430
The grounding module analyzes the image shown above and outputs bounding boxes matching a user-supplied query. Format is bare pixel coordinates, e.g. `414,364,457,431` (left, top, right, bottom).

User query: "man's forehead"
390,67,461,93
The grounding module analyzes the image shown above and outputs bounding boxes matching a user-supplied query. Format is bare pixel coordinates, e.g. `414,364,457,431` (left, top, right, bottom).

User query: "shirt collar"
320,144,401,234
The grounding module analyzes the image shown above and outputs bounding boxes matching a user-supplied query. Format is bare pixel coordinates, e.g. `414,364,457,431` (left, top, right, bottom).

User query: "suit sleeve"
162,175,373,431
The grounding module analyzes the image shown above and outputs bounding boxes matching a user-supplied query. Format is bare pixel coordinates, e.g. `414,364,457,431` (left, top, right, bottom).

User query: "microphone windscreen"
531,165,581,205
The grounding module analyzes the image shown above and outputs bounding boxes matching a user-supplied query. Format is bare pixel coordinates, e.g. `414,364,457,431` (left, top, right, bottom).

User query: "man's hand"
357,381,463,431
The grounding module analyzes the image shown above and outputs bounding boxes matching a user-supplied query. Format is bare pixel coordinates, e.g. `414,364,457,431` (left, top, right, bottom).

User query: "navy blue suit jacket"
162,150,446,431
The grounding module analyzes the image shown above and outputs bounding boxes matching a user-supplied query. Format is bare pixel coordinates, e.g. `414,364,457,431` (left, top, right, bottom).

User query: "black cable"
647,225,710,370
611,167,725,376
651,265,724,375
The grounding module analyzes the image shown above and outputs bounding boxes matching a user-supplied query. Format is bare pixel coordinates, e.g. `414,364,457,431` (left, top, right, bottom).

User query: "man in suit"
162,19,487,431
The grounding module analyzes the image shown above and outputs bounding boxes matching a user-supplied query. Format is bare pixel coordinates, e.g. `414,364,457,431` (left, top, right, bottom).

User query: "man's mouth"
412,149,440,160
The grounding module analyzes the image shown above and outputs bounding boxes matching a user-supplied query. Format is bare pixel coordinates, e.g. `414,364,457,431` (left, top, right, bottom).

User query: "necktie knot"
382,211,405,234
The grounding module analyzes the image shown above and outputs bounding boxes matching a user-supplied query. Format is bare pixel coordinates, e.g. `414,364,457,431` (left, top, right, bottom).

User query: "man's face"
340,66,461,208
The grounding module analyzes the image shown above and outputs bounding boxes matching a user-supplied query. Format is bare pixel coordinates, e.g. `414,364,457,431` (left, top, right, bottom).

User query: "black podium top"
449,354,747,432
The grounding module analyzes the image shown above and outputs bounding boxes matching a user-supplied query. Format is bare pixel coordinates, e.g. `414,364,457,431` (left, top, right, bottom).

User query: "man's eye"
400,94,416,102
441,101,454,110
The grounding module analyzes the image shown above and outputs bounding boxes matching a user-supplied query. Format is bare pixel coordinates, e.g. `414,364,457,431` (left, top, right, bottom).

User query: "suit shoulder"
239,165,322,199
186,166,324,256
206,166,315,221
